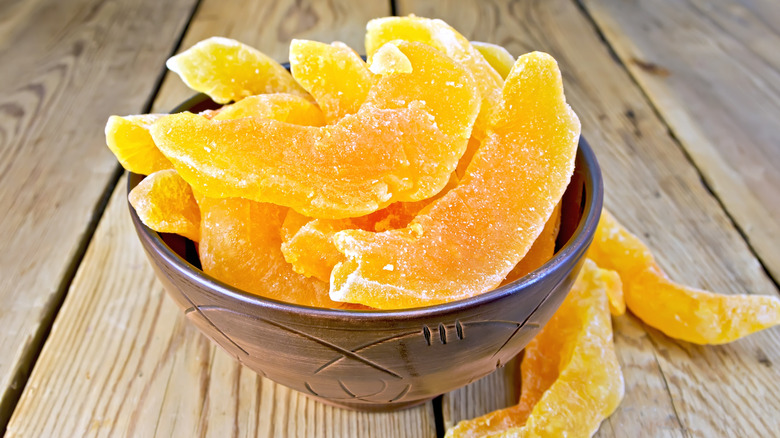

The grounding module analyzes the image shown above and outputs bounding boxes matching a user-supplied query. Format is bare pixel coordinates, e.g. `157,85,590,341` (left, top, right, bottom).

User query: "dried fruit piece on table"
167,36,307,104
281,173,459,282
502,202,562,285
212,93,325,125
105,114,171,175
151,41,479,219
446,259,624,438
330,52,580,309
366,15,503,140
369,42,413,76
199,197,349,308
128,169,200,242
594,262,625,316
290,40,375,122
471,41,515,80
588,210,780,343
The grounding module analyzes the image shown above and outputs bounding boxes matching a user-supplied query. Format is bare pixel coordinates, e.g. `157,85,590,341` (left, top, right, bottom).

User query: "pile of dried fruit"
105,15,780,437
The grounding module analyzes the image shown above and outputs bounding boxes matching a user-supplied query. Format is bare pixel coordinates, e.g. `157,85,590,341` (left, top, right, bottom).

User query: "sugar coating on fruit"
106,114,171,175
212,93,325,125
128,169,200,242
369,42,413,75
152,41,479,219
167,36,307,104
329,52,580,309
290,40,376,122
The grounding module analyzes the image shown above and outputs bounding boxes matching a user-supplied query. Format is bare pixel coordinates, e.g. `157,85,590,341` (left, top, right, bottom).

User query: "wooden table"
1,0,778,436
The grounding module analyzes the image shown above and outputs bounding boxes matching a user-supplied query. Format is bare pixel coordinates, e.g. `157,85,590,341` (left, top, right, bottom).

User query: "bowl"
128,94,603,411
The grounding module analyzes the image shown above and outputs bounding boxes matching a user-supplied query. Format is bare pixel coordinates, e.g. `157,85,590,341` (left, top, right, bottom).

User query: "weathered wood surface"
580,0,780,282
396,0,780,436
0,0,198,429
5,0,439,436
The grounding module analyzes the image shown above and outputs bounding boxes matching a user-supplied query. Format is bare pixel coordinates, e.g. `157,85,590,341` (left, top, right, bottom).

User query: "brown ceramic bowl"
128,94,603,411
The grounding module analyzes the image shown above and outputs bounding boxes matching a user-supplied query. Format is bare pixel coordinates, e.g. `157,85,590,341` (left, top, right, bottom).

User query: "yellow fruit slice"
369,42,413,75
152,41,479,219
502,202,562,285
128,169,200,242
290,40,376,122
471,41,515,79
588,210,780,343
366,15,503,138
330,52,580,309
212,93,325,125
105,114,171,175
167,36,307,104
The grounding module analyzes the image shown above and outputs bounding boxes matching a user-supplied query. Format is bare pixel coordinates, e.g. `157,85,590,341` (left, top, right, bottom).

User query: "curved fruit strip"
446,259,624,437
596,262,625,316
128,169,200,242
152,42,479,219
281,173,459,282
366,16,503,140
167,36,307,104
471,41,515,80
199,197,349,308
501,202,562,286
588,210,780,343
212,93,325,125
330,52,580,309
369,42,413,75
290,40,376,122
105,114,171,175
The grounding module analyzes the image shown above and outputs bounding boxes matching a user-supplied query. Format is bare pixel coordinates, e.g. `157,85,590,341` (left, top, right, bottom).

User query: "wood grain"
397,0,780,436
580,0,780,282
0,0,198,429
6,1,440,436
6,175,435,437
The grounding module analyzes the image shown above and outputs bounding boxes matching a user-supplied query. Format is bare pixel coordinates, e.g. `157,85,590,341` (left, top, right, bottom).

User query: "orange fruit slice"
329,52,580,309
471,41,515,80
105,114,171,175
212,93,325,125
128,169,200,242
151,41,479,219
167,37,307,104
502,202,562,285
588,210,780,343
290,40,375,122
199,197,345,308
366,15,503,139
446,259,624,437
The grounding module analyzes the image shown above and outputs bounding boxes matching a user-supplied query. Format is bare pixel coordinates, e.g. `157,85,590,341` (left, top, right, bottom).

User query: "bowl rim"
129,93,603,322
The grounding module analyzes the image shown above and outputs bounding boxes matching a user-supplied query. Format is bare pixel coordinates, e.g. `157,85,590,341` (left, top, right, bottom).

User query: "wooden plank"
6,1,439,436
6,175,436,437
580,0,780,282
396,0,780,436
0,0,198,429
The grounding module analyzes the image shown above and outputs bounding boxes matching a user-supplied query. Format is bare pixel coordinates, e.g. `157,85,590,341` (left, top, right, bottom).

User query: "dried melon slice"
471,41,515,80
167,36,307,104
212,93,325,125
501,202,562,285
369,42,413,75
151,41,479,219
105,114,171,175
366,15,503,138
290,40,376,122
128,169,200,242
329,52,580,309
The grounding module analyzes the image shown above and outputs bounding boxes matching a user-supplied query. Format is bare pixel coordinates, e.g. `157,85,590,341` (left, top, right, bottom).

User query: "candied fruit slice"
290,40,375,122
471,41,515,80
369,42,413,75
167,37,307,104
128,169,200,242
212,93,325,125
152,41,479,219
502,202,561,285
199,197,347,308
106,114,172,175
366,16,503,138
330,52,580,309
446,259,624,438
281,173,459,282
588,210,780,343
